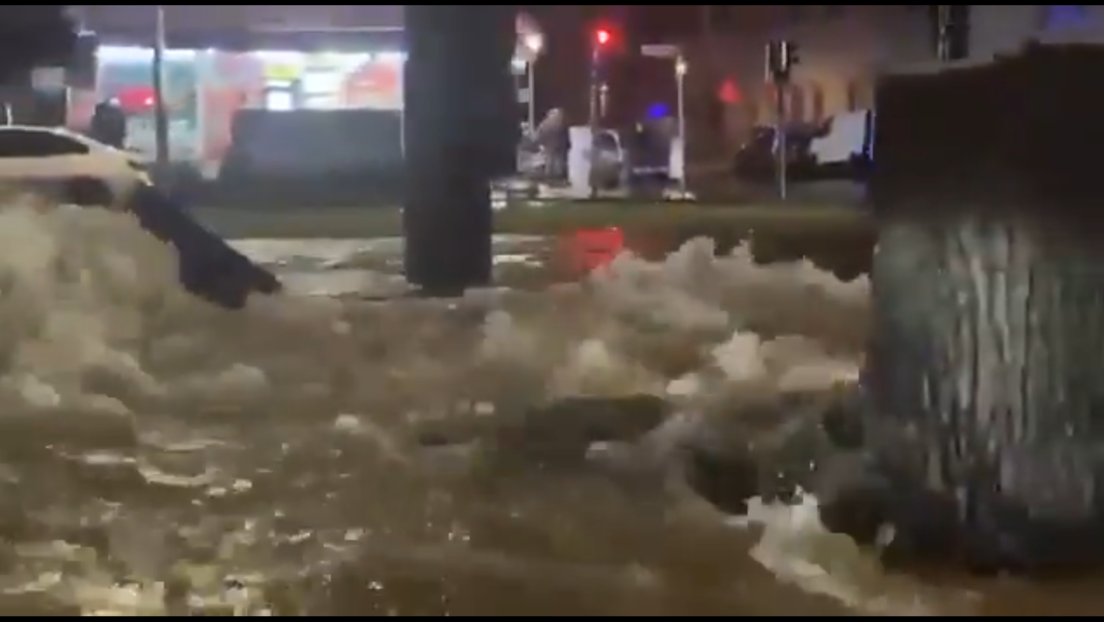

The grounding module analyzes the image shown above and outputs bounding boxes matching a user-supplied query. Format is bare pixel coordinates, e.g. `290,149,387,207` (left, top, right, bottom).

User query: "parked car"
731,123,819,183
0,124,281,309
0,124,151,206
733,111,876,186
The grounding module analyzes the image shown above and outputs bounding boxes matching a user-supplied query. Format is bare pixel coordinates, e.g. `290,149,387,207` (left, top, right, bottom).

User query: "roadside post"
641,43,689,195
765,40,800,201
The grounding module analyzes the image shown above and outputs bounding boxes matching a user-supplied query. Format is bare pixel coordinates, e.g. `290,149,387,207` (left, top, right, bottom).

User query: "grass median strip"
193,203,869,240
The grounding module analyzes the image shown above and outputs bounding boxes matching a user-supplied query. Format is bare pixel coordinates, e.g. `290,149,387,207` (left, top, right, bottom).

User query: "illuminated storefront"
71,14,533,178
69,45,404,176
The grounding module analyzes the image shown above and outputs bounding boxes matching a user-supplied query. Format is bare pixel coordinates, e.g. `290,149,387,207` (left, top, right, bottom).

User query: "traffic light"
765,40,800,83
594,28,612,50
780,41,800,71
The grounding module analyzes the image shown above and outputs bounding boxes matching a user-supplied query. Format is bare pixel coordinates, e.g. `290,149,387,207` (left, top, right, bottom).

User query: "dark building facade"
673,6,1101,150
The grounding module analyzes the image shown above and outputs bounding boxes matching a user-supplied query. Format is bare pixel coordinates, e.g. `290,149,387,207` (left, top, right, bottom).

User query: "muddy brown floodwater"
0,204,1100,615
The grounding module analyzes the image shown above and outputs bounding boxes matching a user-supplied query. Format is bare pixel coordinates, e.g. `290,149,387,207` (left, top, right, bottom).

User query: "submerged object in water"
123,184,281,309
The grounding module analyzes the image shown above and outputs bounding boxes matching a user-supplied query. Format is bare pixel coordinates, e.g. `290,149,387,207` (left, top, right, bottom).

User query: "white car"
0,125,151,207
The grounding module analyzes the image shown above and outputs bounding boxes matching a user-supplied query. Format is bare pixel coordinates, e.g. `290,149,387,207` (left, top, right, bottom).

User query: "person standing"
89,97,127,148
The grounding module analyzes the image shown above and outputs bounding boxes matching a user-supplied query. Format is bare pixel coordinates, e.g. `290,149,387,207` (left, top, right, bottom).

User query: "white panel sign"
640,44,680,58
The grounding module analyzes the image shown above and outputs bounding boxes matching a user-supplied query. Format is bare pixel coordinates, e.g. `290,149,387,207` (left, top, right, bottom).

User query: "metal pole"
527,62,536,132
775,83,787,201
936,5,952,62
152,5,170,179
588,50,599,198
675,57,687,194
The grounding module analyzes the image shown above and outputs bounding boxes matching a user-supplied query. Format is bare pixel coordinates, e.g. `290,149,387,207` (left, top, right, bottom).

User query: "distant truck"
731,123,821,183
807,109,874,182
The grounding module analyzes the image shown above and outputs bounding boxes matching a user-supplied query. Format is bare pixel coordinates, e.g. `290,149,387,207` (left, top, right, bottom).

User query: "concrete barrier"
212,108,405,209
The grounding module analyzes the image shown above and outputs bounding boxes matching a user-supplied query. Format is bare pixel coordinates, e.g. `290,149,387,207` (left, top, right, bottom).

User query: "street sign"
640,43,680,58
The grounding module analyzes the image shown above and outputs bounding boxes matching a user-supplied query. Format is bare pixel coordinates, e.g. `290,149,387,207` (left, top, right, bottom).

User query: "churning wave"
0,198,984,616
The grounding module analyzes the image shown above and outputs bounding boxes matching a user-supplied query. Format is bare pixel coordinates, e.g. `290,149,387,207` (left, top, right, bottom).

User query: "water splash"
0,199,984,616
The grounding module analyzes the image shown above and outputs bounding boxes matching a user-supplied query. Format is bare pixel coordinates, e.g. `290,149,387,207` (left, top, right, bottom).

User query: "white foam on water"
277,268,410,298
232,235,545,271
0,203,179,407
729,494,976,616
0,200,976,616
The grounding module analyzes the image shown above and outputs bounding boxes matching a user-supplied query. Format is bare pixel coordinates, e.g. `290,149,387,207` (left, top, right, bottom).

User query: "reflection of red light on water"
564,227,625,273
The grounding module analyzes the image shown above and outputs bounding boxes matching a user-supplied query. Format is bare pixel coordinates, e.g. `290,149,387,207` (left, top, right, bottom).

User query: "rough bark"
860,44,1104,572
866,216,1104,571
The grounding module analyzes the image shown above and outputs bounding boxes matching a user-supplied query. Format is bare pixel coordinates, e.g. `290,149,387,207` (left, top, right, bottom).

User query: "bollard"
403,6,518,296
863,43,1104,573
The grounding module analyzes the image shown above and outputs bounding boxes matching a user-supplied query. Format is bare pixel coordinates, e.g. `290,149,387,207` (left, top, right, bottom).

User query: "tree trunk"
403,6,518,296
864,45,1104,572
868,215,1104,570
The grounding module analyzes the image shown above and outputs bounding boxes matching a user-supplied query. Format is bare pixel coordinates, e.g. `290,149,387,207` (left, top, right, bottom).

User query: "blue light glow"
1047,5,1089,30
646,102,669,118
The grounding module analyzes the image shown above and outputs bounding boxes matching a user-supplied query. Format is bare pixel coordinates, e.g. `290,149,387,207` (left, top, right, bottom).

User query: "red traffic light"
595,28,611,46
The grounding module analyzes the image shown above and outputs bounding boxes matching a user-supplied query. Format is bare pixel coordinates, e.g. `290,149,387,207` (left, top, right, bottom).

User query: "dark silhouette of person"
89,98,127,148
524,107,568,179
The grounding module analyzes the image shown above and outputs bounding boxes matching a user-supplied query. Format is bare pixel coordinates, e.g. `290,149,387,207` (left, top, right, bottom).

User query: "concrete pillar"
863,44,1104,573
402,6,518,296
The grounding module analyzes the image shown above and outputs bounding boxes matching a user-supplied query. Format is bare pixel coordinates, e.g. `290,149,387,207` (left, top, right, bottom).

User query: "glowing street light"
522,33,544,58
642,44,689,193
522,33,544,131
516,13,545,131
152,5,169,176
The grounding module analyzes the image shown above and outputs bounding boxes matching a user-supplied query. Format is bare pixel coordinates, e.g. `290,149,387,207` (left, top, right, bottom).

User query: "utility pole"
932,5,969,61
588,27,612,199
152,5,170,180
936,5,952,61
765,39,800,201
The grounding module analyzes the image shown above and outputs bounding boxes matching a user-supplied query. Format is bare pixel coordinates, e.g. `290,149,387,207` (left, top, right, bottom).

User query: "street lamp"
519,32,544,132
152,5,169,179
766,40,800,201
674,56,688,193
642,43,689,193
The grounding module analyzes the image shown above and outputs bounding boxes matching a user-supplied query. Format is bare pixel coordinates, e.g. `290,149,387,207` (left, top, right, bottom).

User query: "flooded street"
0,204,1099,615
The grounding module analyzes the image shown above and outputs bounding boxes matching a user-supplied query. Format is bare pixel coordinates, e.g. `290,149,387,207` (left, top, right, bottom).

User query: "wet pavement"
0,204,1099,615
